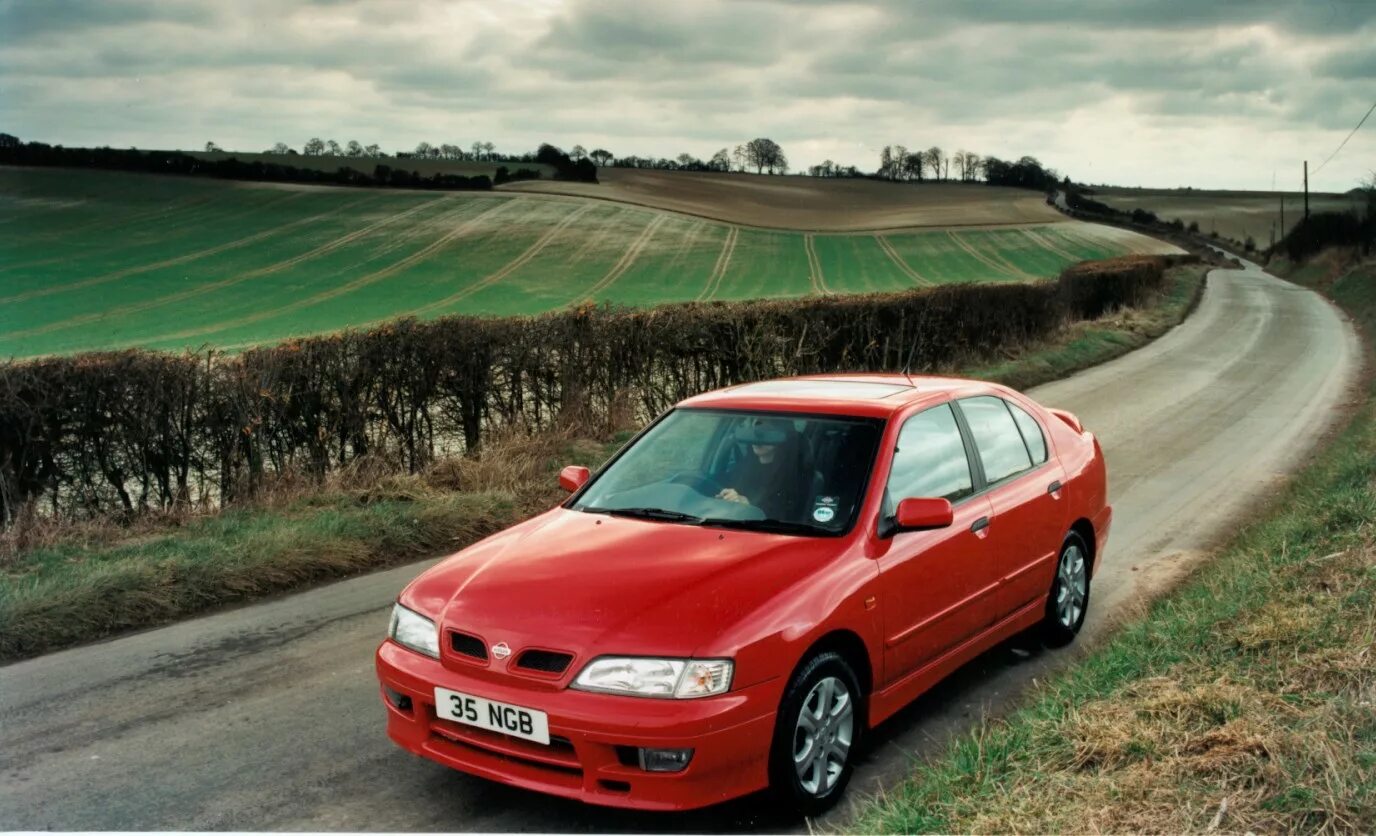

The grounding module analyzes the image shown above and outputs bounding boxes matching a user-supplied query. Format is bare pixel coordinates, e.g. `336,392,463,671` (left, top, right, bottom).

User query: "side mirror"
558,465,590,493
894,497,954,532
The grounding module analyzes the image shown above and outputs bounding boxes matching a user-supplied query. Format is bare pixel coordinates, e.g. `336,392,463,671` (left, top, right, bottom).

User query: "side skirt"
868,598,1045,727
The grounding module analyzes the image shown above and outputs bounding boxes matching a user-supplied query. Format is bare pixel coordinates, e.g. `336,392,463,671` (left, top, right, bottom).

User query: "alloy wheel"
1056,543,1088,628
792,675,854,796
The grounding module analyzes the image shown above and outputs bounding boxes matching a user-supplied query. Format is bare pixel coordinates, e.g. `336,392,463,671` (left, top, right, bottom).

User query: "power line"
1311,97,1376,176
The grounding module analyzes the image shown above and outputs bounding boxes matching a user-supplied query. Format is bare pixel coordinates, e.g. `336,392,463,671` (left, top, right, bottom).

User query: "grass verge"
973,262,1204,391
0,264,1208,661
851,257,1374,834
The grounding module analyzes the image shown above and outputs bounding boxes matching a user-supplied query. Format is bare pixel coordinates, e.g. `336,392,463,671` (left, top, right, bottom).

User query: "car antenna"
901,337,919,384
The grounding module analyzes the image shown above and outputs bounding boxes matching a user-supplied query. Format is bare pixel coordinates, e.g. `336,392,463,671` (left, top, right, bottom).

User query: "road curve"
0,254,1360,832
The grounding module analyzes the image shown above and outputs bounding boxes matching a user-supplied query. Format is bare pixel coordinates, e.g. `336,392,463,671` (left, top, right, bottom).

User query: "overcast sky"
2,0,1373,191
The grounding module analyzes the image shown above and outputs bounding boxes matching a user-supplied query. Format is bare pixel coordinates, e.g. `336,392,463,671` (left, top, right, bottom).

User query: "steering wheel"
669,471,725,498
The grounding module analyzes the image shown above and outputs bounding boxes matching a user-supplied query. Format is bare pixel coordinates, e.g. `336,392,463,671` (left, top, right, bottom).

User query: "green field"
0,167,1179,358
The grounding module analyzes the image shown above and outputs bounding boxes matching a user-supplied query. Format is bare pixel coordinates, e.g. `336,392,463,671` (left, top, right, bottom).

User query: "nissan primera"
376,374,1110,814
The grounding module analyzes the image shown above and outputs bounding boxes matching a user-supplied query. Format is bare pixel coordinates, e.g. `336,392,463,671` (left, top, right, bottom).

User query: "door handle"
970,516,990,534
1047,480,1063,496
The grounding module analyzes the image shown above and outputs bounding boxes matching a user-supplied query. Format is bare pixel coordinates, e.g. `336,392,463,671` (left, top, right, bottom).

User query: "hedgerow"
0,256,1174,526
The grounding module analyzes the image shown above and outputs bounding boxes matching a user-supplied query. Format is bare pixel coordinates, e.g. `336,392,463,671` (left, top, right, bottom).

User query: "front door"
874,403,998,685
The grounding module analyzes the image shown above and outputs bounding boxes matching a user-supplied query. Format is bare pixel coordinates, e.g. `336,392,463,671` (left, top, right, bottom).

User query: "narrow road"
0,254,1359,832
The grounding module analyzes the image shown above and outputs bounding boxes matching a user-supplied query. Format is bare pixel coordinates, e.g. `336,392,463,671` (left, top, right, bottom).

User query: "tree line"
875,144,1064,190
0,142,494,191
129,129,1067,192
22,127,1068,193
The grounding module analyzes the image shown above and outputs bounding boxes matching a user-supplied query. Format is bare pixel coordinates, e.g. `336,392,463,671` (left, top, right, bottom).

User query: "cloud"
0,0,1372,190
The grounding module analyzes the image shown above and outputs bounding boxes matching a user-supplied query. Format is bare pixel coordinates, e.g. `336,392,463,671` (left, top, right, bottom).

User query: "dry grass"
964,540,1375,834
0,425,622,659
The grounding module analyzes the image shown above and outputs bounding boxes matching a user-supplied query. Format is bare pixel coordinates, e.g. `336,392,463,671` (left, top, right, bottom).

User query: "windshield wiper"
700,517,828,536
596,507,705,524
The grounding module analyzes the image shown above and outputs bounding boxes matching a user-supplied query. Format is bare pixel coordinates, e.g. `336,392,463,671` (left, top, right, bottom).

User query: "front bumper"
375,641,781,811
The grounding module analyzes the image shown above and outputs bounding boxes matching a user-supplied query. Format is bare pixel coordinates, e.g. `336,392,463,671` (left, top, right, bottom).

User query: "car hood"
402,507,842,660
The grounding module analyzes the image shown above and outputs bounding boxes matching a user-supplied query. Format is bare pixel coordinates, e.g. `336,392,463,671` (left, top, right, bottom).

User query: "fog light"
637,747,694,772
383,686,412,712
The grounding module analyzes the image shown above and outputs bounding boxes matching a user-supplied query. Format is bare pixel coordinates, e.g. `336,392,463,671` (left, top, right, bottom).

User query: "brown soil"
497,168,1064,232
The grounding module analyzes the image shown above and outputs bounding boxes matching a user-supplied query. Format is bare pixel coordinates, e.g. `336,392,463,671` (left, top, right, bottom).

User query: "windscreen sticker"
813,496,838,523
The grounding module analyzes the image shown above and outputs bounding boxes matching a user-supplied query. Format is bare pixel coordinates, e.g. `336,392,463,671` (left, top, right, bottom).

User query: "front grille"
429,716,582,776
515,649,574,674
450,631,487,661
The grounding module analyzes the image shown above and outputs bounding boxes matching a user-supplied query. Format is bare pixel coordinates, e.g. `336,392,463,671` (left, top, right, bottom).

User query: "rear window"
957,396,1033,484
1007,401,1048,464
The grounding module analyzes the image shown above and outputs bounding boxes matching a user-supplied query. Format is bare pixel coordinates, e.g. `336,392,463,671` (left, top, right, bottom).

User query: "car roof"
677,373,997,418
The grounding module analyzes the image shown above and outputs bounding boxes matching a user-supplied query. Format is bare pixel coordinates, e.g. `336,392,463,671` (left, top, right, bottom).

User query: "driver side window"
885,404,974,515
611,410,718,490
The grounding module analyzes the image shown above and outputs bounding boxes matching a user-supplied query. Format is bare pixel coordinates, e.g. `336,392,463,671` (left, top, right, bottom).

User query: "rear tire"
767,651,863,817
1041,532,1090,647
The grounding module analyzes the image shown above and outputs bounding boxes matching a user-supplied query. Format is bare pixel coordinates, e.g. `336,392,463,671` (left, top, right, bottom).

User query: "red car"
376,374,1110,814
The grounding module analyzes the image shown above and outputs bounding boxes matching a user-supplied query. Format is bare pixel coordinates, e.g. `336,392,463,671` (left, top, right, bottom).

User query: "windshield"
573,408,883,536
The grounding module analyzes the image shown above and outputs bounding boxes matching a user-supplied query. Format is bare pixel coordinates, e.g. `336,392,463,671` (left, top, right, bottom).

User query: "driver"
716,418,803,519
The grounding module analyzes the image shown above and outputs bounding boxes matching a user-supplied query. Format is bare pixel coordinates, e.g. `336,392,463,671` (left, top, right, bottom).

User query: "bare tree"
732,144,745,172
326,139,341,156
304,137,326,156
924,146,942,180
589,148,613,166
415,141,433,158
204,141,220,153
710,148,730,171
570,144,587,161
962,151,981,182
903,149,924,181
483,141,495,160
346,140,363,157
744,138,786,174
270,142,291,155
895,145,912,181
364,143,380,157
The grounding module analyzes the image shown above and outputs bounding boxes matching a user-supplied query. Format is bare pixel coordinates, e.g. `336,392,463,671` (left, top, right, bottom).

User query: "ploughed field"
1,167,1180,358
1093,186,1365,246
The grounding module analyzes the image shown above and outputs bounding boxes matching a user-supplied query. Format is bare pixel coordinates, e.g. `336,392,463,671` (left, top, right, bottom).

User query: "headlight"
388,603,439,658
572,657,733,698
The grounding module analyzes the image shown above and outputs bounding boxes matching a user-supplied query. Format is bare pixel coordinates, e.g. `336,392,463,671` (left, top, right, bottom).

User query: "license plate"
435,687,550,745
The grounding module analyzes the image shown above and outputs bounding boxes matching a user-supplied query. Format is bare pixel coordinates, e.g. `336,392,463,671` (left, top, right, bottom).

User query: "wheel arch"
1069,517,1096,577
791,629,874,723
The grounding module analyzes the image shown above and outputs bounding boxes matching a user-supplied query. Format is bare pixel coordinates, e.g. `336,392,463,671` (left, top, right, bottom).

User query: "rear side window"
885,404,974,509
958,396,1033,484
1007,401,1048,464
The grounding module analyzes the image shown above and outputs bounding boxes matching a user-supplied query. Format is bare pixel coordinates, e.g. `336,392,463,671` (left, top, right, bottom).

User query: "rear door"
953,395,1067,623
875,403,996,684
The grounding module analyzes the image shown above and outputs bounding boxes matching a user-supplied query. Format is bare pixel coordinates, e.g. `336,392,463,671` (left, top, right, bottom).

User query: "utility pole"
1280,196,1285,236
1304,160,1310,220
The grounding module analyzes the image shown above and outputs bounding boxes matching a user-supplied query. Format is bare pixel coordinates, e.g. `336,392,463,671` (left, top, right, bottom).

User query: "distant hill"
498,168,1064,232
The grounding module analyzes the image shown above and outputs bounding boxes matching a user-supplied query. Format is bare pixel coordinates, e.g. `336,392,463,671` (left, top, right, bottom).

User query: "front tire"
767,651,862,817
1041,532,1090,647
